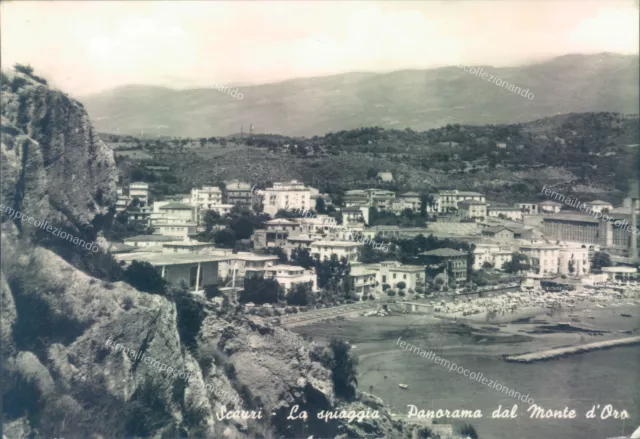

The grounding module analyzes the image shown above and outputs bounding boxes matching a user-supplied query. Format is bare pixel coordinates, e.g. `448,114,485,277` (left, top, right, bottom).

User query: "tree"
482,261,494,270
203,210,222,233
396,281,406,290
14,63,34,75
214,228,236,248
240,277,280,304
327,339,358,400
286,282,315,306
123,261,167,294
258,247,288,264
591,251,611,272
315,197,327,214
503,252,531,274
169,285,206,351
290,248,314,269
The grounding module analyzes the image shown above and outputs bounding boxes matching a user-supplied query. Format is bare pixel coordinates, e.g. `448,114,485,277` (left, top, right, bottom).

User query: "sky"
2,0,638,97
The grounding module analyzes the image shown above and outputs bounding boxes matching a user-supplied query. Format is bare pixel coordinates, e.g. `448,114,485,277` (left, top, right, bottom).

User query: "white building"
558,245,590,276
433,190,485,213
392,192,421,214
341,207,369,225
488,206,524,221
116,187,130,213
375,261,425,291
584,200,613,214
191,186,223,208
310,240,363,263
473,243,512,270
457,200,487,219
349,265,378,297
264,265,318,292
124,234,182,248
519,244,560,275
129,182,150,207
539,200,563,214
262,180,312,217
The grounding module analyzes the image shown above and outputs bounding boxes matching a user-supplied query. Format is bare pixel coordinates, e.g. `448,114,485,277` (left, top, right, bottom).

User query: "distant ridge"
80,53,639,137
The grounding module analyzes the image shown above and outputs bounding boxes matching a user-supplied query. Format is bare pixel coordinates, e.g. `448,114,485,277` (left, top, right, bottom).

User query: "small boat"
398,383,408,389
621,313,633,318
588,316,595,319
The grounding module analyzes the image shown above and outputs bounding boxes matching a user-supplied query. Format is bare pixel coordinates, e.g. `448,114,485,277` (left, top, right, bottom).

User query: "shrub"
122,261,166,294
204,285,222,300
396,281,406,290
170,287,206,352
382,283,390,291
387,290,397,297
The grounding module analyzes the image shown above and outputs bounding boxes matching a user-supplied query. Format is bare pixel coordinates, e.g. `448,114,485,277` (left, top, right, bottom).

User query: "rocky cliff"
0,71,463,439
1,69,117,240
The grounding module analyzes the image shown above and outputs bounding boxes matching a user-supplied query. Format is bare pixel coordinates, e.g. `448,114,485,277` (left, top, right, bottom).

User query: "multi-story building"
542,213,604,246
348,265,378,297
419,248,468,284
124,234,181,248
365,189,396,211
394,192,421,213
519,244,560,276
116,187,130,213
433,190,485,213
218,252,280,281
558,245,590,276
262,180,312,216
341,207,369,225
264,265,318,292
309,240,363,263
343,190,368,208
457,201,487,220
487,206,523,221
127,206,152,226
376,261,425,290
252,219,299,249
224,180,255,206
191,186,223,211
473,243,511,270
129,182,150,207
517,202,539,215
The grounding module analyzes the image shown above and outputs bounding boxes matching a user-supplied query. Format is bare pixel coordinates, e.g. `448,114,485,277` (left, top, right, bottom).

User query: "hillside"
1,69,437,439
80,53,639,137
108,112,639,205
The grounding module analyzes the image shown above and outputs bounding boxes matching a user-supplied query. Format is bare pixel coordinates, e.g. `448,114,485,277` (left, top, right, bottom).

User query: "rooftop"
118,252,230,266
421,248,467,257
159,202,193,210
400,192,420,197
350,266,378,276
267,264,309,272
586,200,612,205
458,200,487,206
231,253,280,261
543,213,600,224
264,218,297,225
124,235,181,242
310,240,364,247
539,200,563,206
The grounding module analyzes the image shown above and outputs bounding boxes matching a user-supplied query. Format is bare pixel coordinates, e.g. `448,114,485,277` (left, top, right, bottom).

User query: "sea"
359,345,640,439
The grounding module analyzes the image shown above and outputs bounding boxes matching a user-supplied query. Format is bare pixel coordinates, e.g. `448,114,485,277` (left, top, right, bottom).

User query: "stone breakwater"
505,336,640,363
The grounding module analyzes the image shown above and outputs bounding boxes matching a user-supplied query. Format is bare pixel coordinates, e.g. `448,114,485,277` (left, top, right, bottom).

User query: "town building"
394,192,421,213
191,186,223,209
518,244,560,276
419,248,468,284
432,190,486,213
262,180,312,216
309,240,363,263
348,265,378,297
264,265,318,292
127,206,152,226
487,206,523,221
472,243,512,270
341,206,369,225
223,180,255,206
219,252,280,281
457,200,487,220
558,245,590,276
115,252,228,293
116,187,130,213
129,182,150,207
252,218,300,249
538,200,563,214
481,226,529,245
343,190,369,208
517,202,539,215
124,234,182,248
376,261,425,291
365,188,396,211
584,200,613,213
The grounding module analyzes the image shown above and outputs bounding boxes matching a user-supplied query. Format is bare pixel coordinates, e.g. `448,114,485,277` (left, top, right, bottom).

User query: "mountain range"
80,53,639,137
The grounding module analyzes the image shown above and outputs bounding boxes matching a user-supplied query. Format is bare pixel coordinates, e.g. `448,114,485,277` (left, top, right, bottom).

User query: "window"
393,273,396,279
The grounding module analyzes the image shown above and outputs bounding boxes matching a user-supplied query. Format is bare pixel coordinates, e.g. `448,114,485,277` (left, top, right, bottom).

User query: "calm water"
360,345,640,439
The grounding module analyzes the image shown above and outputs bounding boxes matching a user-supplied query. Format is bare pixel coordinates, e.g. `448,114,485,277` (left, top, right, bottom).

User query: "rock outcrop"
1,70,117,240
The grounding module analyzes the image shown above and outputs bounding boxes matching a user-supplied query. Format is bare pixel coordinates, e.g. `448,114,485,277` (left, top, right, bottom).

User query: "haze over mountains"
80,53,639,137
